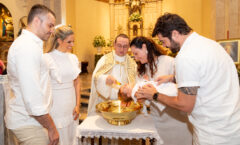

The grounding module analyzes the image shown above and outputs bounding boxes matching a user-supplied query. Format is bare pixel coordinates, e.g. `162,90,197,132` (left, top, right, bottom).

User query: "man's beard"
169,39,180,53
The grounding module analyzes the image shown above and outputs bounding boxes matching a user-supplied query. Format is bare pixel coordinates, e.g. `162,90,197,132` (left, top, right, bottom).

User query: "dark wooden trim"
91,137,94,145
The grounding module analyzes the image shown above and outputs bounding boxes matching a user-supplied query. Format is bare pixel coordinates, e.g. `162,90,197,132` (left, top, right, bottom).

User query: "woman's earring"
145,50,148,54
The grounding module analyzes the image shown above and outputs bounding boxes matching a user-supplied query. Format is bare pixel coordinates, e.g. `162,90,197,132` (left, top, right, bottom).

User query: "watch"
152,92,159,101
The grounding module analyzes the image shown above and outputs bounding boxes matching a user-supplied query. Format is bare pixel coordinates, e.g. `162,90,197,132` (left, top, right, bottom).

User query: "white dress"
137,55,192,145
47,49,81,145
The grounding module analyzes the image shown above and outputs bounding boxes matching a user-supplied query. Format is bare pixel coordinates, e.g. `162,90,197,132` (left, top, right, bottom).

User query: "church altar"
76,113,163,145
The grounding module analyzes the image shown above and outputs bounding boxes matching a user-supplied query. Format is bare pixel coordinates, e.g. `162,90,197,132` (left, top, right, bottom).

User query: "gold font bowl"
96,100,142,125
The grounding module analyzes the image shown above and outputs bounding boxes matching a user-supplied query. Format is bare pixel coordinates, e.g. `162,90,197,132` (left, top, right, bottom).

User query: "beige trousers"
11,126,49,145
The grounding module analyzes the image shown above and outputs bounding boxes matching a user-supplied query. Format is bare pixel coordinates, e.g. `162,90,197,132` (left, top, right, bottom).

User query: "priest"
88,34,137,114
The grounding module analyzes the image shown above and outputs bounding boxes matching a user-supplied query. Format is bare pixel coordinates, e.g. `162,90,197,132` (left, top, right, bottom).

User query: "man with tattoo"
135,13,240,145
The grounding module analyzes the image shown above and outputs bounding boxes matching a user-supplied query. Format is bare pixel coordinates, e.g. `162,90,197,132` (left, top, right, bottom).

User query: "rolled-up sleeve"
15,44,48,116
176,56,200,88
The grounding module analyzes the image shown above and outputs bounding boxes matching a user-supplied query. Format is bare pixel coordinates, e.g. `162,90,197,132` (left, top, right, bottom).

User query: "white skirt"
50,86,79,145
58,120,78,145
50,87,76,128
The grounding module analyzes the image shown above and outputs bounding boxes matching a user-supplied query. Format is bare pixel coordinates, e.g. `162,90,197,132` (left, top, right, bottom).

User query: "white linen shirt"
176,32,240,145
5,29,55,129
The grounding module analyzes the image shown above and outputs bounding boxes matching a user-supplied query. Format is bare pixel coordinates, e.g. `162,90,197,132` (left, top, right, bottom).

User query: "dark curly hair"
130,36,162,78
152,13,192,39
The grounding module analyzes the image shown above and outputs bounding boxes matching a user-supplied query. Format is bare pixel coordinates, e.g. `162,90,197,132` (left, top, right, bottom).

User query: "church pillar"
224,0,229,39
229,0,239,38
109,0,115,40
61,0,66,24
156,0,162,16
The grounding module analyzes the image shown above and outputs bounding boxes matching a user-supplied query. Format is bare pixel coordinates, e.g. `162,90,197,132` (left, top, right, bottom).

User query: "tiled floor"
79,73,92,122
80,73,92,91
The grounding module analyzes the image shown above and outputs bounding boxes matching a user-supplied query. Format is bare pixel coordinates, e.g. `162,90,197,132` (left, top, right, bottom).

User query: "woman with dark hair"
129,36,192,145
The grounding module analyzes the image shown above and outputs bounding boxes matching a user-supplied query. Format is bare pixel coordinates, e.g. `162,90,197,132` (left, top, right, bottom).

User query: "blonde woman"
45,25,81,145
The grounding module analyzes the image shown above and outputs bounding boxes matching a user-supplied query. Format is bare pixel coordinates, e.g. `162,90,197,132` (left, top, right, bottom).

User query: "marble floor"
79,73,92,122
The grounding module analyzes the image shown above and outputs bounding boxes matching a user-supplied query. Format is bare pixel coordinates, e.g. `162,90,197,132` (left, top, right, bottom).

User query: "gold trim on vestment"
94,51,136,85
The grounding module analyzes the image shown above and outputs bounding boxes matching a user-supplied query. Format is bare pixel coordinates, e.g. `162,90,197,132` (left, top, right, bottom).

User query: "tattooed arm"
136,85,199,113
160,87,199,113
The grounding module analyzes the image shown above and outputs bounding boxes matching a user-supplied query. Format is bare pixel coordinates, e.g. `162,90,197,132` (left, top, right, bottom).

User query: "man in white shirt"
88,34,137,114
5,4,59,145
136,13,240,145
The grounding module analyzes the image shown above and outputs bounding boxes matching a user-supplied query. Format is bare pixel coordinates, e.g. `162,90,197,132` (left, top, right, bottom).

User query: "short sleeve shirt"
175,32,240,144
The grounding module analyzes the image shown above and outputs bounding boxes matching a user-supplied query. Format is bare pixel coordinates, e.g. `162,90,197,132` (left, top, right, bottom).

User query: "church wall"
68,0,110,72
66,0,240,72
216,0,240,40
67,0,216,73
202,0,216,40
162,0,203,36
66,0,76,35
142,1,162,38
113,4,129,38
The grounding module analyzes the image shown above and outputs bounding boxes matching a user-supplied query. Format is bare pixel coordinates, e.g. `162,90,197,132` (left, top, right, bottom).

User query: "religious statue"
129,0,142,14
0,4,14,41
133,25,138,36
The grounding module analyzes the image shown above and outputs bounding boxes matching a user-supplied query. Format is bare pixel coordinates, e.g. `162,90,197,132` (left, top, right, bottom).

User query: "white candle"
118,100,121,113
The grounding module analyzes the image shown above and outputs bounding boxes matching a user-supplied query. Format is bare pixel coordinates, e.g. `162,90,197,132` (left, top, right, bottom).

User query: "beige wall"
66,0,76,34
67,0,217,72
202,0,216,40
66,0,110,72
162,0,216,40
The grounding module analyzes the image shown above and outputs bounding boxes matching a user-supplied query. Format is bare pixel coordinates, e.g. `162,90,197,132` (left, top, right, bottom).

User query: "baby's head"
118,84,132,102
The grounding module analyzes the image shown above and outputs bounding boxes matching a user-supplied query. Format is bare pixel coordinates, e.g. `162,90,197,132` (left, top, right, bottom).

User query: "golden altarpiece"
108,0,163,40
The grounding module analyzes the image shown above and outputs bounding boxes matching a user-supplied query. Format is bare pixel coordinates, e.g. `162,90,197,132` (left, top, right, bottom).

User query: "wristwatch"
152,92,159,101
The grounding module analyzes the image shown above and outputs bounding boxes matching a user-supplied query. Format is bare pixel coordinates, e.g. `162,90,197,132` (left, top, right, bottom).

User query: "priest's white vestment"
88,51,137,114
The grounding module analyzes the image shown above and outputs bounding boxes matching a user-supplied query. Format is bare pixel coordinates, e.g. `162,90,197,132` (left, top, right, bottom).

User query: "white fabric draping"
0,75,19,145
76,113,163,145
0,75,6,145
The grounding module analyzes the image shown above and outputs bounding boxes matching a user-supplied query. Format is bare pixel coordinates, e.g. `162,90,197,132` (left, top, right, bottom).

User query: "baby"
118,81,178,114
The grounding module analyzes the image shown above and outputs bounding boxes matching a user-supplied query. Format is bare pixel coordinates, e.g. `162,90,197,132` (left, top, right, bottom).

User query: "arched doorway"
0,3,14,41
0,3,14,66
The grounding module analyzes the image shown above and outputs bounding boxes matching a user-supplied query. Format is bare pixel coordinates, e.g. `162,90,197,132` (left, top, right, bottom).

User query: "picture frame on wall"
218,39,240,64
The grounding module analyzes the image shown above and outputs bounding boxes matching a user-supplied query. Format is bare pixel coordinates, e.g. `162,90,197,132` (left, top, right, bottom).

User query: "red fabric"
0,60,4,74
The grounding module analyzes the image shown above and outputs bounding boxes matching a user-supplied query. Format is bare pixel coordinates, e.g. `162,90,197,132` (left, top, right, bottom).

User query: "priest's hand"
120,84,132,98
135,84,158,101
155,75,175,85
106,75,117,86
